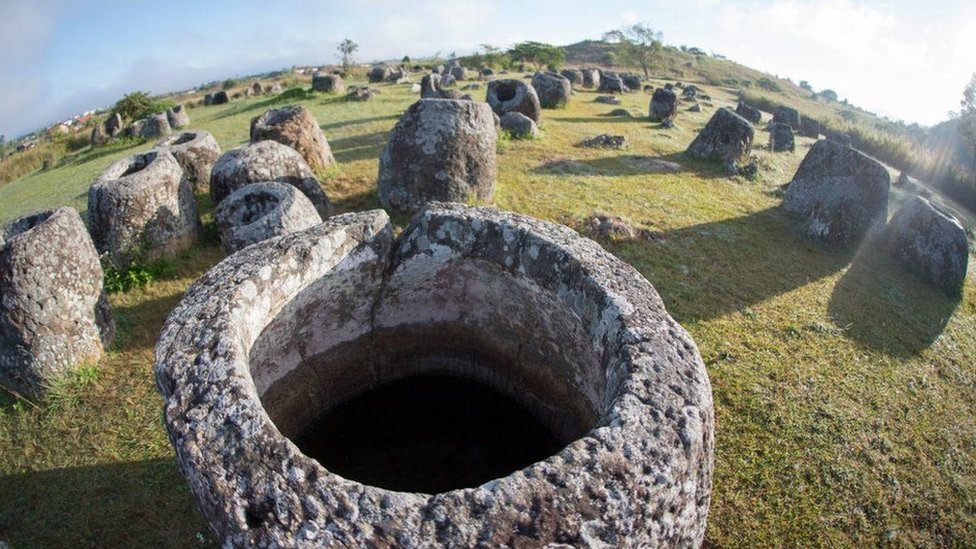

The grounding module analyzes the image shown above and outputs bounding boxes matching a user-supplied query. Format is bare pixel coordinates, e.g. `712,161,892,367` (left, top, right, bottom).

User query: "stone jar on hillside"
886,196,969,297
0,207,114,397
531,71,572,109
378,99,497,214
214,182,322,254
154,203,714,548
312,73,345,94
782,139,890,246
154,130,222,193
649,88,678,122
486,79,542,123
686,108,755,164
210,140,333,218
250,105,336,171
88,150,200,268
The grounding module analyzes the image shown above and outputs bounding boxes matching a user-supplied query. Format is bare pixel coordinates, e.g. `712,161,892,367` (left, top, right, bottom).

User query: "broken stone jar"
154,202,714,548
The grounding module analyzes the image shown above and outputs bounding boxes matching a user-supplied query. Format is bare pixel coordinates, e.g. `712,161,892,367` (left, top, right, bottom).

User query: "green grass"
1,76,975,548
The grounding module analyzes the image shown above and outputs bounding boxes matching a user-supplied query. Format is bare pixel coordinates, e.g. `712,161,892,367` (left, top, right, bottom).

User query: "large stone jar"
155,203,714,548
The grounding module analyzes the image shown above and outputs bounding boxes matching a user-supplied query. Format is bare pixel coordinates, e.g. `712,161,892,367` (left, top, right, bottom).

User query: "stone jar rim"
154,203,714,547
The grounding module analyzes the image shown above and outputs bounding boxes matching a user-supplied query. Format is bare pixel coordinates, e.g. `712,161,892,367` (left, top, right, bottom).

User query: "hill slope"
0,72,974,548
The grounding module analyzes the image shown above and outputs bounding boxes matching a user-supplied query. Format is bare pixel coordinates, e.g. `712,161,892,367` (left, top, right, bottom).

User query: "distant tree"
959,73,976,170
508,42,565,70
111,91,156,121
603,23,663,78
819,89,839,102
0,135,5,148
222,79,237,90
480,44,508,69
799,80,812,91
401,56,411,65
338,39,359,70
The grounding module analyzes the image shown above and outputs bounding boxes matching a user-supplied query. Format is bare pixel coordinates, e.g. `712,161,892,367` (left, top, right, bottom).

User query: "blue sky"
2,0,975,137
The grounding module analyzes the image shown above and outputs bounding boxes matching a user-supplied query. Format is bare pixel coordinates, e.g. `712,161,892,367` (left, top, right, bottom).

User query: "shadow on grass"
530,152,727,180
320,114,400,131
828,240,960,356
0,458,215,548
330,132,388,164
331,188,382,215
602,207,853,323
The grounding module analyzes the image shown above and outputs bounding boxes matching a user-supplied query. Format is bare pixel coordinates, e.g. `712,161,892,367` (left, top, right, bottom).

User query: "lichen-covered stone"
649,88,678,121
582,69,601,89
368,66,392,83
560,69,583,87
140,112,172,139
599,71,626,94
378,99,497,214
104,113,123,137
154,202,714,548
312,74,345,94
886,196,969,296
250,105,336,171
214,182,323,254
166,105,190,129
686,107,754,163
210,141,333,218
772,106,800,130
88,150,200,267
0,208,114,397
595,95,621,105
486,79,541,123
580,134,628,149
769,122,796,152
783,139,890,246
735,102,762,124
154,130,221,193
621,73,642,91
799,116,820,138
531,71,572,109
499,111,539,139
211,90,229,105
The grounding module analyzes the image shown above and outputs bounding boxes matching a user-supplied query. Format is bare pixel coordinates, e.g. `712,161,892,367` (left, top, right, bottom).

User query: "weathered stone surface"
420,74,441,99
580,134,628,149
250,105,336,171
211,90,229,105
450,66,466,81
783,139,890,245
688,103,702,113
154,130,222,193
583,213,637,239
649,88,678,121
486,79,541,123
154,202,714,548
769,122,796,152
799,116,820,138
166,105,190,129
214,182,323,254
439,73,457,88
560,69,583,87
595,95,621,105
312,73,345,94
499,111,539,139
886,196,969,296
735,102,762,124
140,112,172,139
378,99,497,214
479,68,494,79
621,73,642,91
682,85,699,99
88,150,200,267
249,82,263,96
203,93,214,106
369,66,392,83
104,113,123,137
0,207,114,397
210,141,333,217
90,125,107,147
825,129,853,148
532,72,572,109
608,108,633,118
686,107,755,163
582,69,601,89
599,71,626,94
772,106,800,130
348,86,379,101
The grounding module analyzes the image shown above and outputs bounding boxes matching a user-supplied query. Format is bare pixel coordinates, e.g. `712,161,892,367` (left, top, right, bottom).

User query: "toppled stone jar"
155,203,714,548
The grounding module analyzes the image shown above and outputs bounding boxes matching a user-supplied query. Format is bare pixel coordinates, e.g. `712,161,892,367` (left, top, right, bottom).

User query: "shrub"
102,258,175,293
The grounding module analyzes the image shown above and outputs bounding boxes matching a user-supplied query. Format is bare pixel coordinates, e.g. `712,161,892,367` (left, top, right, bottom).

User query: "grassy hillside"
0,75,975,548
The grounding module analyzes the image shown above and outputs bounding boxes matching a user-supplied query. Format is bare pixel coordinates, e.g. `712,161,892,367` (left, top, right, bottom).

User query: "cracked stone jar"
155,203,714,548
